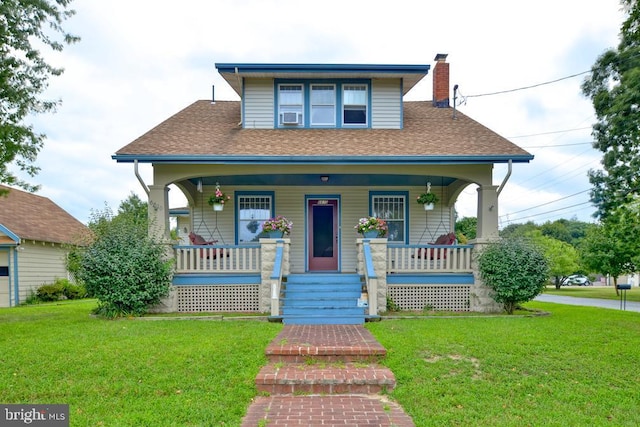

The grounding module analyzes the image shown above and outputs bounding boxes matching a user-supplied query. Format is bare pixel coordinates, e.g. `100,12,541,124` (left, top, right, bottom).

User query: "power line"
499,189,590,218
501,201,593,224
519,141,592,149
463,70,591,98
508,126,593,139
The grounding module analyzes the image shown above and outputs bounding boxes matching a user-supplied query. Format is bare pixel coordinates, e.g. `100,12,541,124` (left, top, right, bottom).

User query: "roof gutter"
496,159,512,196
134,159,150,196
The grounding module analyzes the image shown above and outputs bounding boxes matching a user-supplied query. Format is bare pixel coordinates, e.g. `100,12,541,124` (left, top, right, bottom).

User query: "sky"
16,0,625,226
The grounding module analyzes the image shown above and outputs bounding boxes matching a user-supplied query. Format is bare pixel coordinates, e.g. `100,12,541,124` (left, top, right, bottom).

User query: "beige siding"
191,185,452,274
17,241,70,303
371,79,402,129
243,79,274,129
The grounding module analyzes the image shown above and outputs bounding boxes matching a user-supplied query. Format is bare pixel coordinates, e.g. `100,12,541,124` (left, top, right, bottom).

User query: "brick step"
265,344,386,363
265,324,387,363
256,362,396,395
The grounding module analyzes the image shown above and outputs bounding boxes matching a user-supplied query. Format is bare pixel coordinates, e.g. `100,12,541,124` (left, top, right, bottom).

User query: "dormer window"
310,84,336,126
276,80,370,128
343,84,367,125
278,84,303,126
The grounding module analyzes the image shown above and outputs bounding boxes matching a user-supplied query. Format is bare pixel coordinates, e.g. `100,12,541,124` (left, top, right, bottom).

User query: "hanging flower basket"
417,192,438,210
207,183,231,211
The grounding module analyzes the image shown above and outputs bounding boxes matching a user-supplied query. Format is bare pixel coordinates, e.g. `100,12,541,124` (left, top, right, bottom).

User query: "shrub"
36,281,65,302
77,208,173,318
477,237,549,314
63,282,87,300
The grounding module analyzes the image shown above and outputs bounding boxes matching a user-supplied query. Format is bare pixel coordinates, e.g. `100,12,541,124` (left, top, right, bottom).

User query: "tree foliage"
582,0,640,219
0,0,79,192
580,206,640,293
477,238,549,314
526,230,580,289
75,200,172,318
455,216,477,242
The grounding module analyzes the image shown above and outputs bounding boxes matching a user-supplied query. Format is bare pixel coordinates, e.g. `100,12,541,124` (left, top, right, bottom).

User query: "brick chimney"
432,53,450,108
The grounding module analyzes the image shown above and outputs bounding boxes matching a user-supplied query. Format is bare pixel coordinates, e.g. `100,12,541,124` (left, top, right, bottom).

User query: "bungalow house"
0,185,88,307
113,54,533,323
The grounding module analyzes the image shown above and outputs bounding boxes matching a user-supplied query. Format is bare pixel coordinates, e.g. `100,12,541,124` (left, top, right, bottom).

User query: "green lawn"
544,285,640,302
0,300,282,426
1,300,639,426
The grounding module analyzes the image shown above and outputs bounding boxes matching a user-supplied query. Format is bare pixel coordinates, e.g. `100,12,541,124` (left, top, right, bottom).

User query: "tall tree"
526,230,580,289
0,0,79,192
582,0,640,219
580,207,640,294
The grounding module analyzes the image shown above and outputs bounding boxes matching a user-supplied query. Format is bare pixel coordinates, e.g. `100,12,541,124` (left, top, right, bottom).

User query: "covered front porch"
164,235,500,319
140,162,507,317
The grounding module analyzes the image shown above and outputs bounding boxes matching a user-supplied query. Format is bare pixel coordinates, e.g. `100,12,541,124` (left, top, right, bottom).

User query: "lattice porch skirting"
177,285,260,312
388,284,471,311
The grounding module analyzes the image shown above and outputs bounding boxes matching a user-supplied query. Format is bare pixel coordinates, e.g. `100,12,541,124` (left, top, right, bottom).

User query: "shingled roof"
114,100,532,161
0,185,88,245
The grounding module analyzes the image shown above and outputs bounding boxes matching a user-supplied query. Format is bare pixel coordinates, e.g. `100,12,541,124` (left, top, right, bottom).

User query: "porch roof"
113,100,533,164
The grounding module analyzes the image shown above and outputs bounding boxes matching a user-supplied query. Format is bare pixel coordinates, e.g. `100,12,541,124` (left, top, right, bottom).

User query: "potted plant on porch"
262,215,293,238
355,216,388,238
207,184,231,211
417,191,439,211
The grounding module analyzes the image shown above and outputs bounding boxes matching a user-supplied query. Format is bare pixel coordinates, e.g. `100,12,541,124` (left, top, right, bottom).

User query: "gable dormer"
215,63,430,130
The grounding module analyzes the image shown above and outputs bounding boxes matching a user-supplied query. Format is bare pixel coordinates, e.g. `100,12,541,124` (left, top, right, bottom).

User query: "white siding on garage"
190,185,452,274
17,242,70,303
371,79,402,129
243,78,275,129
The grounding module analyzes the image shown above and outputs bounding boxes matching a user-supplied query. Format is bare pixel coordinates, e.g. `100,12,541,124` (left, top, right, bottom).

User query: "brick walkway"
241,325,415,427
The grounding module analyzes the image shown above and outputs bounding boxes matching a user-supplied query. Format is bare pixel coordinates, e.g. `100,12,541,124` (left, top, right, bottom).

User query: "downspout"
134,159,150,196
496,159,512,196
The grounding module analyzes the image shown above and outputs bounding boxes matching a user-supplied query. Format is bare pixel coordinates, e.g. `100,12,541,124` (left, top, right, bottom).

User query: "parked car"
562,274,592,286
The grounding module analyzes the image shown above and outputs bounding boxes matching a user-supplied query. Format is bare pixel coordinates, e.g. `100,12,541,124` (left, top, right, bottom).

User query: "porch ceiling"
186,174,457,187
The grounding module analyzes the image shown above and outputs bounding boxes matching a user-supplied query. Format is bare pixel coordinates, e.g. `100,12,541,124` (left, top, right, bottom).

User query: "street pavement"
534,293,640,312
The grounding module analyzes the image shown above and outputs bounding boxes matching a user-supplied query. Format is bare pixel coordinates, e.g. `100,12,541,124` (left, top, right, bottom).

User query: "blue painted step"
281,274,365,325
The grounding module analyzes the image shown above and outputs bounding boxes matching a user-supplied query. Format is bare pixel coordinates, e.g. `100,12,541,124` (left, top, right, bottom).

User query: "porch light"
320,175,329,182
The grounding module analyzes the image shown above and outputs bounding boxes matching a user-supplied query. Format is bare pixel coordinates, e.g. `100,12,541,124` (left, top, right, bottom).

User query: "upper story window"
310,84,335,126
275,80,369,128
278,84,303,126
343,84,367,126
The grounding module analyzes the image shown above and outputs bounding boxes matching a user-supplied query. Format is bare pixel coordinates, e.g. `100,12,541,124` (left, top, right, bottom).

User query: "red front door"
307,199,338,271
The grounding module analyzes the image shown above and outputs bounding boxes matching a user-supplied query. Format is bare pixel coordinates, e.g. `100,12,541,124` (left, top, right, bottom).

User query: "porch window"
278,84,303,126
371,194,406,243
343,84,367,125
237,194,273,243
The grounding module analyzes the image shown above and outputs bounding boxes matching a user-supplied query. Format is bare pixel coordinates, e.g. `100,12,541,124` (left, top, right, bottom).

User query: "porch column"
476,185,499,239
148,185,170,240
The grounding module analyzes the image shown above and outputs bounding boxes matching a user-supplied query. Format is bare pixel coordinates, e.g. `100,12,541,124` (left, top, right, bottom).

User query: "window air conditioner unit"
281,112,300,125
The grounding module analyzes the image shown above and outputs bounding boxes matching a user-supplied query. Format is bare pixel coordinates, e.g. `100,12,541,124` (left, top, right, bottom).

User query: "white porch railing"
387,244,473,273
174,245,261,273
